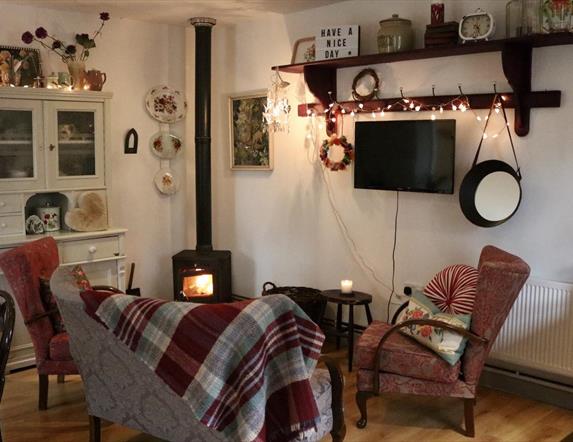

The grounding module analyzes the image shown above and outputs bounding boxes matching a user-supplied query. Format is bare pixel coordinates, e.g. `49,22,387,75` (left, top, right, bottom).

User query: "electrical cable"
319,162,392,292
386,191,399,322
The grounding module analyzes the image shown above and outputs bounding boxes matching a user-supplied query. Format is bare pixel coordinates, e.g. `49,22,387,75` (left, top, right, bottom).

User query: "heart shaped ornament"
65,192,109,232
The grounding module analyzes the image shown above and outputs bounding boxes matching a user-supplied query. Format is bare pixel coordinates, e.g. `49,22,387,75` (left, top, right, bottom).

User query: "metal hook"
432,85,436,97
458,84,465,96
400,87,406,100
493,82,498,94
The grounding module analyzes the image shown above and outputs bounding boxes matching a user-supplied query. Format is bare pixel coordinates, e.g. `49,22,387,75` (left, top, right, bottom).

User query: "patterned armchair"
0,290,15,442
354,245,530,437
50,267,346,442
0,237,78,410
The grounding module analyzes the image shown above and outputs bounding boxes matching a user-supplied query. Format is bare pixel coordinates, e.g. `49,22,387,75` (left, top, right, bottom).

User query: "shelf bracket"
303,65,337,134
502,41,533,136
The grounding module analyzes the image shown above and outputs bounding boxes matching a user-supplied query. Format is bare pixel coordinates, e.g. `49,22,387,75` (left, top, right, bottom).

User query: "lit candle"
340,280,353,294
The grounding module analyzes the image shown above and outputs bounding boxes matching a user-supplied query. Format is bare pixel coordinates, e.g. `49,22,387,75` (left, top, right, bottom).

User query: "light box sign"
315,25,360,60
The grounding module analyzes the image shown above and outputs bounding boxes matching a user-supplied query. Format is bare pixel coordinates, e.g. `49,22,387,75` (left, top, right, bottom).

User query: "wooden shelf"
275,33,573,136
275,33,573,74
59,140,94,145
0,140,32,145
297,91,561,116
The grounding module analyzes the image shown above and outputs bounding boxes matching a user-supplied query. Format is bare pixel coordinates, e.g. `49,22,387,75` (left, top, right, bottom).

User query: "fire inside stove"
182,273,213,298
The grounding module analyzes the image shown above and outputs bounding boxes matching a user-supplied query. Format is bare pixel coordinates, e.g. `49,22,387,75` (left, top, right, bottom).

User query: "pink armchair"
354,245,530,437
0,237,78,410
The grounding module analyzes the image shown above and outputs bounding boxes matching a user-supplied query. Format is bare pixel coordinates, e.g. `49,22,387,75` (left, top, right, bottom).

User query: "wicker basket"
261,282,326,325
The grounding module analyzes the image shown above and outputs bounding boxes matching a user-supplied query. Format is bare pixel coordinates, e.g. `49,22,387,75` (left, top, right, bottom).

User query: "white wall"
0,2,186,298
187,0,573,322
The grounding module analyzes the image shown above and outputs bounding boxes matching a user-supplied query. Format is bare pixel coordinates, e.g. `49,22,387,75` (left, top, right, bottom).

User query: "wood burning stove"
172,17,232,303
173,250,231,303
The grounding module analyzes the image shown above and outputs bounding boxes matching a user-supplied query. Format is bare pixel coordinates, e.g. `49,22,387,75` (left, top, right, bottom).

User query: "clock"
459,9,495,42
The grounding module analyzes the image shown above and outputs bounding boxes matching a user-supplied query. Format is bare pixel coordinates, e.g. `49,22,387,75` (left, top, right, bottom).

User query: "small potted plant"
21,11,110,89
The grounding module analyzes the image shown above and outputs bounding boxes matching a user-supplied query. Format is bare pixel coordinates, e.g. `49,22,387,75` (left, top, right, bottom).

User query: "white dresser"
0,88,126,370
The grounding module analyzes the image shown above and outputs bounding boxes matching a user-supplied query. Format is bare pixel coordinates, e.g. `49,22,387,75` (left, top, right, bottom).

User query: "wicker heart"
65,192,108,232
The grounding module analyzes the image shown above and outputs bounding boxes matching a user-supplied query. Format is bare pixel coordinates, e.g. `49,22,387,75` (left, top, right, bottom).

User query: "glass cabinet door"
45,101,104,189
0,100,45,190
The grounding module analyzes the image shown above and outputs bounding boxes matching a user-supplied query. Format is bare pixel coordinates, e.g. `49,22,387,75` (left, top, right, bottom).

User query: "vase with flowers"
21,11,110,90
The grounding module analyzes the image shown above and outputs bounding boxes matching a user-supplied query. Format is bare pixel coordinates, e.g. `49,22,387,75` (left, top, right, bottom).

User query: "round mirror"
459,160,522,227
475,171,521,221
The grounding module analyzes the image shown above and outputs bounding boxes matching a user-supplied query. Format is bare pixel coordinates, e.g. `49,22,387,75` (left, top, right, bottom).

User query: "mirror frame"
459,159,522,227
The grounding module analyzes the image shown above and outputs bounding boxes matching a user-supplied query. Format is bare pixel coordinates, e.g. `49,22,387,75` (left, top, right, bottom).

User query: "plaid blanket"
80,291,325,442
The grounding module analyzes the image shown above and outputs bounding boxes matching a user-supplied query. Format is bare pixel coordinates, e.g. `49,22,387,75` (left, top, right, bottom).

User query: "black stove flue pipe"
189,17,216,252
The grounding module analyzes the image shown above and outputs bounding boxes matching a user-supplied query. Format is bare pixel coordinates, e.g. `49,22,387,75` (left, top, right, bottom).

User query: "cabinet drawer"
0,195,22,214
0,215,23,236
59,237,120,264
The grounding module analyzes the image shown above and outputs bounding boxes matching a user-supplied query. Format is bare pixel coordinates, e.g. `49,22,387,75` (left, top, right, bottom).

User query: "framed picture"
229,91,273,171
0,45,41,87
291,37,316,64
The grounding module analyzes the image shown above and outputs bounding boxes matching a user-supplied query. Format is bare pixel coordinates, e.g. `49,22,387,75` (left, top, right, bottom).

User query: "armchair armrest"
91,285,124,294
318,356,346,442
390,301,408,325
371,319,488,394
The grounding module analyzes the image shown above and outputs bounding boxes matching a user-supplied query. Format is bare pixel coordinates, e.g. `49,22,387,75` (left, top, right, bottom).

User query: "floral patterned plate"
149,131,183,159
145,85,187,123
154,167,180,195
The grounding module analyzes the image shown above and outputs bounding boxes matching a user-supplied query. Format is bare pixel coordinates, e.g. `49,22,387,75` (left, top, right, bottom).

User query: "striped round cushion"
424,264,478,314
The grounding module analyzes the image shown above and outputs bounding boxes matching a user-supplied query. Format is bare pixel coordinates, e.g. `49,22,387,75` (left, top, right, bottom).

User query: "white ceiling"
6,0,347,25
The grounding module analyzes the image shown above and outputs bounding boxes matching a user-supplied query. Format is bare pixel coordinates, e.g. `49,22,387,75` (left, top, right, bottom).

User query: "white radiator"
488,278,573,384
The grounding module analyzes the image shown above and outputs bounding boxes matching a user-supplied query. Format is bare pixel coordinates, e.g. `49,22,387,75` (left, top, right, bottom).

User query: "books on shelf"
425,21,459,48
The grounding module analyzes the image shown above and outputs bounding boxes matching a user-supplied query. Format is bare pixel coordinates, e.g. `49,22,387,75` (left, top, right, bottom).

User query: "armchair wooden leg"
38,374,48,410
89,415,101,442
356,391,374,429
320,357,346,442
57,374,65,384
464,398,475,437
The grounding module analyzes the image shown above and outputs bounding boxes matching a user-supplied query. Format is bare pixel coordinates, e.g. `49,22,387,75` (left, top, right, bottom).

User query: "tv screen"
354,120,455,194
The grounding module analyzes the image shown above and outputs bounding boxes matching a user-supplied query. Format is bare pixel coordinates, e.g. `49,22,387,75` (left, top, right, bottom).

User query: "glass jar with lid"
377,14,414,53
543,0,573,32
506,0,542,37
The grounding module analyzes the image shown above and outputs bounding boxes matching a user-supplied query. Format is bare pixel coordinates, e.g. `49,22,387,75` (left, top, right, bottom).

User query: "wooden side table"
321,290,373,372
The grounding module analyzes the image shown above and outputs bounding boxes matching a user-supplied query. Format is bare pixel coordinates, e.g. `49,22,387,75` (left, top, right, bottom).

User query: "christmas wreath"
320,135,354,171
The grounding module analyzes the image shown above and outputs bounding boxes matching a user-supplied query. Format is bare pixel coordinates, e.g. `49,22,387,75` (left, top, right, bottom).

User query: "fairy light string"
304,83,512,142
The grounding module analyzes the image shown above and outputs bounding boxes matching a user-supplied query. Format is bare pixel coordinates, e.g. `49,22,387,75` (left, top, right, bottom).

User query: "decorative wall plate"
154,167,180,195
145,85,187,123
149,131,183,159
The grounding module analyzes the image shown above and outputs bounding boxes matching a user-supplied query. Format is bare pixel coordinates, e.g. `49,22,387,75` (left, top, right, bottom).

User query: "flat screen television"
354,120,456,194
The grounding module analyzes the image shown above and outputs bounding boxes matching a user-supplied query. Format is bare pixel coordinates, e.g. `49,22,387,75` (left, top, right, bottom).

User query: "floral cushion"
424,264,478,314
71,265,92,291
397,291,471,365
39,278,66,334
356,321,461,384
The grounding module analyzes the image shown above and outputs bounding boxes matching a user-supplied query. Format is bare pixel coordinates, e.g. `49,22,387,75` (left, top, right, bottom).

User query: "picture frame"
0,45,42,87
291,37,316,64
229,91,273,171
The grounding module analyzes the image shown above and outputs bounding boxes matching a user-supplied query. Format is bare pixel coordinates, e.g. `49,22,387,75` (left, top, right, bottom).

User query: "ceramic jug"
86,69,107,91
